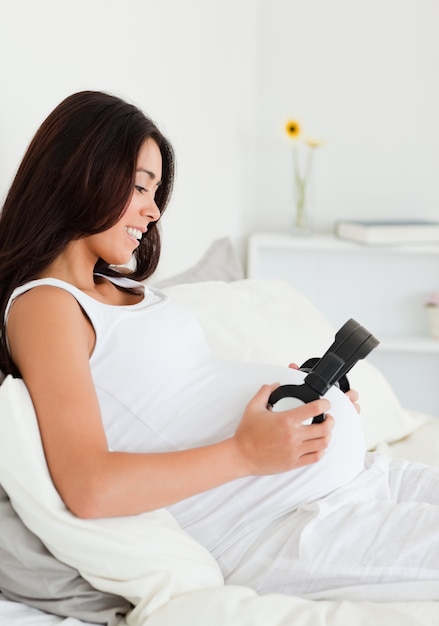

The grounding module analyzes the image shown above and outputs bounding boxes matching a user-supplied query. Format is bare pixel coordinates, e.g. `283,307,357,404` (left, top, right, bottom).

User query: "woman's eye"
135,185,147,194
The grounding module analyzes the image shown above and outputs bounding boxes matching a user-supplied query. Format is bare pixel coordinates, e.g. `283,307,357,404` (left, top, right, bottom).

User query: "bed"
1,267,439,625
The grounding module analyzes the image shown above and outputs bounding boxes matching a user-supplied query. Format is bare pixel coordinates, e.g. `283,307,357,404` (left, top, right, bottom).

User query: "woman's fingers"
235,386,334,475
345,388,361,413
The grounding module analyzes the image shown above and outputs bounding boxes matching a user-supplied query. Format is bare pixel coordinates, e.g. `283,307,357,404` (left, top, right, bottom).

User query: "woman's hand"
288,362,360,413
233,383,334,476
344,387,360,414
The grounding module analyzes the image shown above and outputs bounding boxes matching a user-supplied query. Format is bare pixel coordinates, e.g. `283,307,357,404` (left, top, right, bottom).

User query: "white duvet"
1,278,439,625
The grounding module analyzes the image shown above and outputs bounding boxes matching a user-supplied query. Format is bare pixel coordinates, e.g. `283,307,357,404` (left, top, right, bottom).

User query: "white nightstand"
247,232,439,416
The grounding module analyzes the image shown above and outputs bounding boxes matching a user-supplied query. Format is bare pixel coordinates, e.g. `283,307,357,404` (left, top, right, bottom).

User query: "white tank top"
5,276,366,558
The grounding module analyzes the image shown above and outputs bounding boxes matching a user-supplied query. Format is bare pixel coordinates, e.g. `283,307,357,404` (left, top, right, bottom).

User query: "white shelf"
250,232,439,254
249,232,439,254
247,231,439,415
378,334,439,354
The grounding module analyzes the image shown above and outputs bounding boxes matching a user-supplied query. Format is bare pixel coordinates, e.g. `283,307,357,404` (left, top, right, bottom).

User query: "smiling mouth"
124,226,143,241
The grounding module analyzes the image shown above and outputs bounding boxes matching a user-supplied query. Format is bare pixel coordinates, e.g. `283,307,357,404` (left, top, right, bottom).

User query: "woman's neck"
40,242,142,306
40,240,98,291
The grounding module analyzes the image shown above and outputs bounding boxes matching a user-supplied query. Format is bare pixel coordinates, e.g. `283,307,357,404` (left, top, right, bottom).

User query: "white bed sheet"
3,588,439,626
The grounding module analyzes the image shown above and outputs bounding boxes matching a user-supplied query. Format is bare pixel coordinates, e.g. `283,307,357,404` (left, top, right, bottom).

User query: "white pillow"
153,238,244,288
162,278,429,450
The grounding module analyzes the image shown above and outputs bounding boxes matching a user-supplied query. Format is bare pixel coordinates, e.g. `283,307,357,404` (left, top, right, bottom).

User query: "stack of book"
335,219,439,245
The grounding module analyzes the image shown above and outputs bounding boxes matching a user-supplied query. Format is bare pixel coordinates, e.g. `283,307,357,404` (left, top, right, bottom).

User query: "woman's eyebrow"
137,168,156,179
136,168,162,185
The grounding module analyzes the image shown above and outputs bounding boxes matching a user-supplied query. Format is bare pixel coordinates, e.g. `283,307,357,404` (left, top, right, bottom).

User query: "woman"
1,92,438,600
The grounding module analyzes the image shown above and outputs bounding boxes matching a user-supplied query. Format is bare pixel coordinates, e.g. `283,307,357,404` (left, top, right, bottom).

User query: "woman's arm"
7,287,333,519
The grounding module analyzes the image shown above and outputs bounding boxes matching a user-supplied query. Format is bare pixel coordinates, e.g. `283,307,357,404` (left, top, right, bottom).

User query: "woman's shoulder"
7,282,96,372
8,283,87,332
7,278,83,310
6,279,86,322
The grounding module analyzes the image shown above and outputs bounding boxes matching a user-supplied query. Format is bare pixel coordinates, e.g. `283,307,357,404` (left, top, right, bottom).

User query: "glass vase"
291,145,314,236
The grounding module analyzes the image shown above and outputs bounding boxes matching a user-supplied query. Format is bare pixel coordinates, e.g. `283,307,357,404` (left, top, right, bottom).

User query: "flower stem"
293,145,314,230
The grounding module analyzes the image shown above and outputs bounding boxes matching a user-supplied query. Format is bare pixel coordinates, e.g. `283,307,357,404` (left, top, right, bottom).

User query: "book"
335,219,439,245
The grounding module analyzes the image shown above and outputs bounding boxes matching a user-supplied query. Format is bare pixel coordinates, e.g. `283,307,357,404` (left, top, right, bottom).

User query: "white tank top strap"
5,275,166,321
4,276,167,357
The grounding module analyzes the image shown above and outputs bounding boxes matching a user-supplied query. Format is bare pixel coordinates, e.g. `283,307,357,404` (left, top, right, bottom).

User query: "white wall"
251,0,439,235
1,0,439,279
0,0,259,279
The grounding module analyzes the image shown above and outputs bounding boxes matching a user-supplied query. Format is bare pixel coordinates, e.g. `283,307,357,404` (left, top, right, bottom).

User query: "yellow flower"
285,119,301,140
305,137,324,149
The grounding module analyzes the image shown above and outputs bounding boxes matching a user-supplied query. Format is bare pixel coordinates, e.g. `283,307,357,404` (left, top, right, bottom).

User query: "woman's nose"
141,198,161,222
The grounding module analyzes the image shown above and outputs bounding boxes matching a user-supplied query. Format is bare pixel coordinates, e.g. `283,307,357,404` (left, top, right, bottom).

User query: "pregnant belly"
164,359,366,557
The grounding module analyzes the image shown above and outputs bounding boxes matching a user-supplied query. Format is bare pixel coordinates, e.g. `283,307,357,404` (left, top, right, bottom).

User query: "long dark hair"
0,90,175,375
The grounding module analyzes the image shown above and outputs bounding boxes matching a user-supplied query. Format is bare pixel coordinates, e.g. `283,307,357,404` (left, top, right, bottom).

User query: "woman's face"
87,138,163,266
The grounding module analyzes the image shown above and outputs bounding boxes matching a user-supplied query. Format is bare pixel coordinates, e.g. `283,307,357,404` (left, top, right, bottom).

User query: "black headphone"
268,318,380,423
